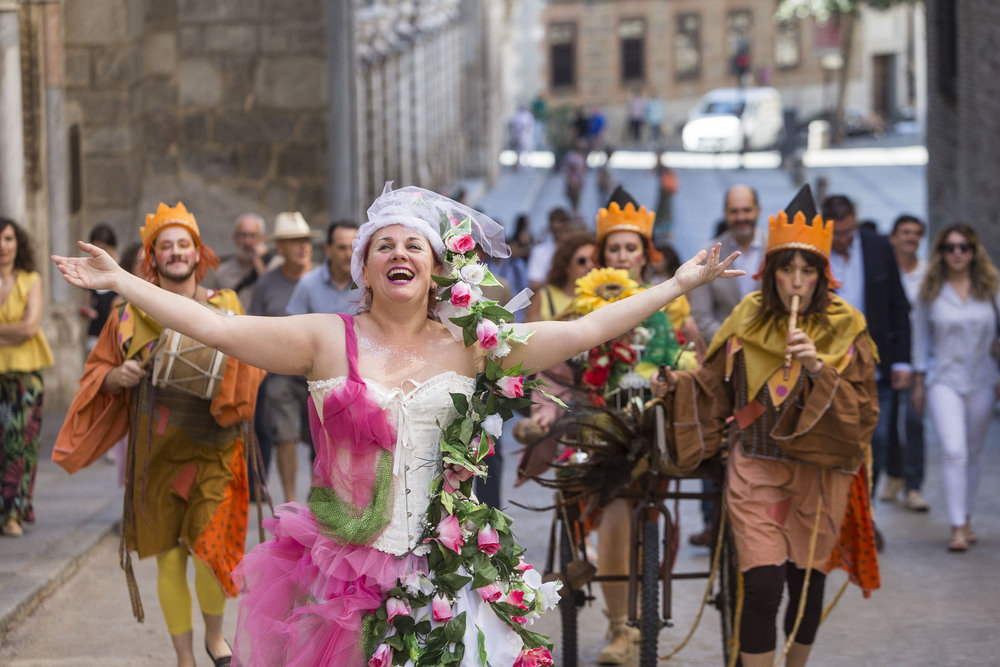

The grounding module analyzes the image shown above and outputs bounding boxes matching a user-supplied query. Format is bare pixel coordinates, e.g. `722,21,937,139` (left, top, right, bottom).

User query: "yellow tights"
155,546,225,636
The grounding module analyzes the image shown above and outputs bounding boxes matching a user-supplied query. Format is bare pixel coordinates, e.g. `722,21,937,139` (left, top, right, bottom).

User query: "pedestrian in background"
644,88,665,147
526,207,573,295
627,88,646,143
652,155,678,243
912,223,1000,552
883,214,930,512
561,138,588,214
499,213,534,298
79,223,119,353
823,194,912,552
0,218,54,537
524,229,595,323
249,211,321,505
212,212,275,309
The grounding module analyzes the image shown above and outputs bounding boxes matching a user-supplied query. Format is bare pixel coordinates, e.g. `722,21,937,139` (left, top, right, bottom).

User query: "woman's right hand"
52,241,124,292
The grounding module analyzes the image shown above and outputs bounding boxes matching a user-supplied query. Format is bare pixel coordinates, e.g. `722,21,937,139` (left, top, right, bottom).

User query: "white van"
681,87,784,152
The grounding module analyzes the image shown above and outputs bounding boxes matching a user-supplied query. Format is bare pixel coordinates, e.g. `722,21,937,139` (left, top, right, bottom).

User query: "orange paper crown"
138,201,219,285
754,210,839,287
595,201,662,264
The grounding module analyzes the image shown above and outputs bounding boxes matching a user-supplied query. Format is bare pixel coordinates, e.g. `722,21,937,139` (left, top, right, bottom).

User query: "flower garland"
364,215,562,666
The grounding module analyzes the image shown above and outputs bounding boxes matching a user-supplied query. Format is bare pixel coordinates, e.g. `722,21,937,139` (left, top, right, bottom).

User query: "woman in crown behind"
53,183,741,667
651,188,881,667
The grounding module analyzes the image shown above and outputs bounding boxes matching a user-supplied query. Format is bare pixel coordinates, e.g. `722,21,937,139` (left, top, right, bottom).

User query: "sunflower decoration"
574,267,642,315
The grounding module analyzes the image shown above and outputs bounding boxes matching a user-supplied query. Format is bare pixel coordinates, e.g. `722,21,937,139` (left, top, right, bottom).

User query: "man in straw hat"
53,202,265,667
248,211,321,504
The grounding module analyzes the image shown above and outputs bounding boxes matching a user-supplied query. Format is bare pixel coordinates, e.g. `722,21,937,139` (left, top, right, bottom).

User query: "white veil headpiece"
350,182,513,314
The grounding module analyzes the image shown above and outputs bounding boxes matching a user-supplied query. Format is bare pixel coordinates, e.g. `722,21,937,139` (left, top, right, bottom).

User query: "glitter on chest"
358,335,427,367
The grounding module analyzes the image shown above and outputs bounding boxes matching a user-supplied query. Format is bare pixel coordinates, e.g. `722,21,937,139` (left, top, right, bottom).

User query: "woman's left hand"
787,328,822,375
673,243,744,293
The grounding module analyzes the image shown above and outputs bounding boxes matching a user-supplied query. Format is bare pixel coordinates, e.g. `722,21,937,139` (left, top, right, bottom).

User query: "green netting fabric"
309,449,394,545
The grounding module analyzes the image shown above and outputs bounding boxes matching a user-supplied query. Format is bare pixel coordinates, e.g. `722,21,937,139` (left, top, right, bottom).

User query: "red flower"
582,366,610,388
610,341,636,365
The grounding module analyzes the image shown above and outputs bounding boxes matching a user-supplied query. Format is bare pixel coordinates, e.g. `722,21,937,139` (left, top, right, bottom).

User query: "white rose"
481,413,503,438
521,566,543,589
459,263,488,285
492,339,511,358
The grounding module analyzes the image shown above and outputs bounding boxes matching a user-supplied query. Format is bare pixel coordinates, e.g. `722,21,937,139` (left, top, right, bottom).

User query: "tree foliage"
777,0,920,21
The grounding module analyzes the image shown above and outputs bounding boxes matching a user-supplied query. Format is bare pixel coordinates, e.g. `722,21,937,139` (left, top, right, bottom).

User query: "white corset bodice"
308,371,476,556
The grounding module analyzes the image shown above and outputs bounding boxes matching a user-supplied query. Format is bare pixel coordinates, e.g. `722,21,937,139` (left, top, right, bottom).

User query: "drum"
151,328,228,400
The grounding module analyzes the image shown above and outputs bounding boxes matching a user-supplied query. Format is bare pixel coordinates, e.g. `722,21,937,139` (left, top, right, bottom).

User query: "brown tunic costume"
53,290,264,597
668,292,879,572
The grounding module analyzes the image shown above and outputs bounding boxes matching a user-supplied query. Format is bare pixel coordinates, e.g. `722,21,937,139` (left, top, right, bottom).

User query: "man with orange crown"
651,184,880,667
53,202,265,667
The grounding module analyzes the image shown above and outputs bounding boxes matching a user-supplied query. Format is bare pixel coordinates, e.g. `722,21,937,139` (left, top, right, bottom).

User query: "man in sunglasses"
822,195,913,550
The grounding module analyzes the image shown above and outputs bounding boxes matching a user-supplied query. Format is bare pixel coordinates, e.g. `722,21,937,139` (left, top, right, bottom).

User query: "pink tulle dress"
233,314,517,665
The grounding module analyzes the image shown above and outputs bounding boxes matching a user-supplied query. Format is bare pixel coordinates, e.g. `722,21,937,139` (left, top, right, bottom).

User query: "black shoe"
688,529,713,548
206,641,233,667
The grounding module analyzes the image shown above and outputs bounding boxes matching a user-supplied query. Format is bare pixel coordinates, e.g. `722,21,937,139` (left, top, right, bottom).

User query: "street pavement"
4,144,1000,665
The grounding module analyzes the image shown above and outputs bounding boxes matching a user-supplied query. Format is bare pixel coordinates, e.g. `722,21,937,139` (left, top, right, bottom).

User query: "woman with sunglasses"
524,229,595,323
912,223,1000,552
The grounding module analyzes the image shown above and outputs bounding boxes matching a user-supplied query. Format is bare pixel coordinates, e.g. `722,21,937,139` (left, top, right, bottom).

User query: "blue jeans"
887,386,925,492
870,379,894,497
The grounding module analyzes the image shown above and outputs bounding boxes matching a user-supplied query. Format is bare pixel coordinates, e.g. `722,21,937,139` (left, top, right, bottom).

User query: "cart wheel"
715,526,740,666
639,518,660,667
558,517,580,666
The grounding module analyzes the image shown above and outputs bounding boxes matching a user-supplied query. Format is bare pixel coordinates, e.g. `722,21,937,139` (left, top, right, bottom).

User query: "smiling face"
724,186,760,247
362,224,440,306
150,225,200,284
602,230,646,280
774,250,819,312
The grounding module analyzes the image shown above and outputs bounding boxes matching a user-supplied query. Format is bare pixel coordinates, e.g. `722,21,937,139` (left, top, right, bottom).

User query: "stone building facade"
1,0,507,406
539,0,866,142
925,0,1000,253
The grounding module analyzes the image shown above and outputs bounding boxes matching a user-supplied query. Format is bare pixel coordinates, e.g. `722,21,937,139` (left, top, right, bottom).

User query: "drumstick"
784,294,800,380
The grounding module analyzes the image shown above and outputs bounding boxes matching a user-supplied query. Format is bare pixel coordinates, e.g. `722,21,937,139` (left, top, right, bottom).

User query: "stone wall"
925,0,1000,256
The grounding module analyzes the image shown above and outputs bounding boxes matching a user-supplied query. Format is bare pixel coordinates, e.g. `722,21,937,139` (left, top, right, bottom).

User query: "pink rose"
469,435,495,461
432,594,453,622
477,525,500,556
505,589,528,609
449,216,461,227
386,596,410,623
432,514,464,553
515,647,554,667
477,583,503,602
496,375,525,399
446,233,475,253
442,464,476,494
369,643,393,667
515,560,534,572
511,615,528,625
476,319,500,350
450,281,473,308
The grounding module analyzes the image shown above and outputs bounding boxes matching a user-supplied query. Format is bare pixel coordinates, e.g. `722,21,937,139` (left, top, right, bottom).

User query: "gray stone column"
0,1,26,223
327,0,361,219
41,0,68,303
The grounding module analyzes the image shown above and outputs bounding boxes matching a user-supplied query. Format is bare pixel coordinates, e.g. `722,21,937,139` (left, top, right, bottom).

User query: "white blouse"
912,283,1000,392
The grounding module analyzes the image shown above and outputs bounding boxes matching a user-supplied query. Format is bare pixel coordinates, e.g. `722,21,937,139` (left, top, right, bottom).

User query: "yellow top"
0,271,54,374
665,294,690,331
